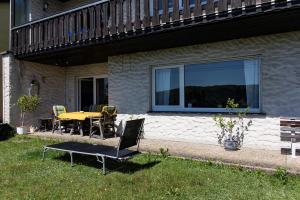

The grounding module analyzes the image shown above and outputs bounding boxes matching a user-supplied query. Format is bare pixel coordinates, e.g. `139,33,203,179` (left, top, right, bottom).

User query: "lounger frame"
42,118,144,175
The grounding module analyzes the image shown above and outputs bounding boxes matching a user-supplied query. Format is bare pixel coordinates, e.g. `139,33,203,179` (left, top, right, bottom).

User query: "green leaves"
17,95,41,126
17,95,41,113
213,98,252,147
225,98,239,111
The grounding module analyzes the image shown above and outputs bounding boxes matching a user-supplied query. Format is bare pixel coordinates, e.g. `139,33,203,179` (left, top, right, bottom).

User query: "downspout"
64,67,67,108
9,0,12,51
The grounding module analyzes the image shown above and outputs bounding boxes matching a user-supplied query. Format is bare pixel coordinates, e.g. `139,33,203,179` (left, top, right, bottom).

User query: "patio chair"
52,105,68,134
88,104,107,112
89,106,117,139
102,106,117,135
43,118,145,175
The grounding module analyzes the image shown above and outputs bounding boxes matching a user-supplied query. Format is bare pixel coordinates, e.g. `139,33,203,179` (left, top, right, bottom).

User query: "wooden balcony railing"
11,0,299,56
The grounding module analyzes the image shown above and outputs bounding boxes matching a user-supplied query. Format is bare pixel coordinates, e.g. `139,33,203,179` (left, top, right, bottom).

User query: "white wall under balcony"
2,53,66,127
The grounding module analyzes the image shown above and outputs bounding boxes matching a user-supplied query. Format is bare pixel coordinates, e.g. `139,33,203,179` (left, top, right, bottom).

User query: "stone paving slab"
30,132,300,173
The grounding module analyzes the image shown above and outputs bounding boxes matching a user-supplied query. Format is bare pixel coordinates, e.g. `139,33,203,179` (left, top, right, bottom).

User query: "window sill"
147,111,266,116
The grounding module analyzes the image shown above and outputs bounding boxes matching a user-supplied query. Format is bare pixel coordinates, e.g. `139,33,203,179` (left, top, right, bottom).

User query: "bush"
159,148,170,158
213,98,252,148
17,95,41,126
274,167,288,185
0,124,15,141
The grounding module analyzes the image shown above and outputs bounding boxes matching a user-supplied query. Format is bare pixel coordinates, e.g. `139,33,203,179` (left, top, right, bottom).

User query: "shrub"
274,167,288,185
17,95,41,127
0,124,15,141
159,148,170,158
213,98,253,148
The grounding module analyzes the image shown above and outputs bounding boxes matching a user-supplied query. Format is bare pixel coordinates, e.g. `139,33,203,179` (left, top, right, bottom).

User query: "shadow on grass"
53,153,160,174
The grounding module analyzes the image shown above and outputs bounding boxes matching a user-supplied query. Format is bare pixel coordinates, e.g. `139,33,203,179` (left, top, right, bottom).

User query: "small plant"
17,95,41,127
165,187,180,196
274,167,288,185
146,151,153,162
159,148,170,158
213,98,252,149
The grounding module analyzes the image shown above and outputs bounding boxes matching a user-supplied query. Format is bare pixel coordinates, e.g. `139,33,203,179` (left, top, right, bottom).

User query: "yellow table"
58,112,101,121
58,112,102,137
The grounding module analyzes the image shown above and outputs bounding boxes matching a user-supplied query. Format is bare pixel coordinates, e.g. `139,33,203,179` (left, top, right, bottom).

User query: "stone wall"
2,53,66,127
108,31,300,150
65,63,108,111
1,53,107,127
2,30,300,150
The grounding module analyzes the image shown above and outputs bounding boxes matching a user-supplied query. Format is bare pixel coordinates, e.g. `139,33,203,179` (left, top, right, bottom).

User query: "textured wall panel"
108,31,300,150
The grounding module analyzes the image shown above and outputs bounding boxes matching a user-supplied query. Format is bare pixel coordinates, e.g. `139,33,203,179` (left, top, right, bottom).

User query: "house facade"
2,0,300,150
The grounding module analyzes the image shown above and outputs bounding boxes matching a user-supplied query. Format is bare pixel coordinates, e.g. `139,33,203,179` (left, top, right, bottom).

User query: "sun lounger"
42,118,145,175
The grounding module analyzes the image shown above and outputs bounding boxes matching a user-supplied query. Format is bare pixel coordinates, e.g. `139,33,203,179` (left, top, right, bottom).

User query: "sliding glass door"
96,78,108,105
78,77,108,111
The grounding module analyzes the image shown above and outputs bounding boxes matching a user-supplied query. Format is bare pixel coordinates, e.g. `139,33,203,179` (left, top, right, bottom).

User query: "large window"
152,59,260,112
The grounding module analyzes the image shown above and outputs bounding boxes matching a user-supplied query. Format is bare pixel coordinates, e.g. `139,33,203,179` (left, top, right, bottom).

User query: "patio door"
78,76,108,111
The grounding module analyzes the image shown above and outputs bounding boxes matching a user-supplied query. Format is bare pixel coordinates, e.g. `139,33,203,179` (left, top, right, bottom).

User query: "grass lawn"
1,136,300,200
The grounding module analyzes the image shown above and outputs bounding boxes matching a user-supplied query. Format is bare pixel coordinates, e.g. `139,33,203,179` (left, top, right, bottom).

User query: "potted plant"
16,95,41,134
213,98,253,150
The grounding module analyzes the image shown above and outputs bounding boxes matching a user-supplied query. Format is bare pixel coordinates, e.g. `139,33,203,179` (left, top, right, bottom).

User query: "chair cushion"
53,105,66,117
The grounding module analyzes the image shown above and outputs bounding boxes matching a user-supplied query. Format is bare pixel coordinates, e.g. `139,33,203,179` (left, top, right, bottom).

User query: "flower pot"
224,139,239,151
16,127,27,135
29,126,36,134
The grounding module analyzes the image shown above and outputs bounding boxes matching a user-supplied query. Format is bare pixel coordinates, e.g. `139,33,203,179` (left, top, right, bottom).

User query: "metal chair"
102,106,117,135
89,106,117,139
52,105,67,134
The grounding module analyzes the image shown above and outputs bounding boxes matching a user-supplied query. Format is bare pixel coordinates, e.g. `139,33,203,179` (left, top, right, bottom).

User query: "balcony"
11,0,300,66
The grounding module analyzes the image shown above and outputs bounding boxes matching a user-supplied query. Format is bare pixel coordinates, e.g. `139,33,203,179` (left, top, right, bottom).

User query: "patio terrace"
31,131,300,173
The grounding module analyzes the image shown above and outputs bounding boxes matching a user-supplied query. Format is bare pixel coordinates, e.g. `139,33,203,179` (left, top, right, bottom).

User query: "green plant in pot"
16,95,41,134
213,98,253,150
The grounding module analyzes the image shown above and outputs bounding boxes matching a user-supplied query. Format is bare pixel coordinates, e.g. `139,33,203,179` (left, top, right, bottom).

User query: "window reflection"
155,68,180,106
184,60,259,108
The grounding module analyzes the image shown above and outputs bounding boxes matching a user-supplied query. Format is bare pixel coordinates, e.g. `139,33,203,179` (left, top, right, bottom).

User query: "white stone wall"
115,114,281,150
65,63,108,111
2,53,107,127
2,53,66,127
3,30,300,150
108,31,300,150
2,54,12,124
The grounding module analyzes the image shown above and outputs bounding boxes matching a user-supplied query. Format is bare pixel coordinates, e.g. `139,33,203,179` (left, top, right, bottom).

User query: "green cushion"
53,105,66,117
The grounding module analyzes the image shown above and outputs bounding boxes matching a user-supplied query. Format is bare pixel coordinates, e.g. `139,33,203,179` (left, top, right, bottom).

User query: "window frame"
77,75,108,111
151,59,261,113
152,65,184,111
